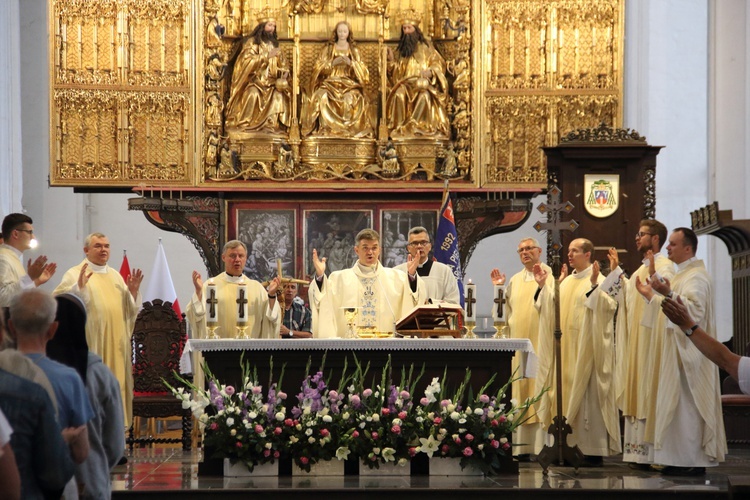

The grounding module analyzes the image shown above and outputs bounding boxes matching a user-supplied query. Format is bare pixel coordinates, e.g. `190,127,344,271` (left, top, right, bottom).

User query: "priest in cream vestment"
186,240,281,340
535,238,621,461
637,228,726,472
607,220,675,464
310,229,424,338
53,233,142,428
395,226,459,305
490,237,553,456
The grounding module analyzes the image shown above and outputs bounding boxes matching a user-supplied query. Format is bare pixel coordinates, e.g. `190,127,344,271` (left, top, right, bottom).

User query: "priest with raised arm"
186,240,281,340
309,229,424,338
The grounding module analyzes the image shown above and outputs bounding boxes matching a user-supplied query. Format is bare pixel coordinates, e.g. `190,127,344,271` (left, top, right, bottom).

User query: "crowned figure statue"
224,7,291,136
301,21,374,138
385,8,451,139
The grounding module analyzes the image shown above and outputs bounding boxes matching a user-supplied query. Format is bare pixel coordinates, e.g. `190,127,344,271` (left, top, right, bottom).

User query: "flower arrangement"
167,355,544,475
167,358,288,472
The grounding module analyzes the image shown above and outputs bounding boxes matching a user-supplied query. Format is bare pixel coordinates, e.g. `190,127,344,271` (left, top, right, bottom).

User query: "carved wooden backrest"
132,299,185,395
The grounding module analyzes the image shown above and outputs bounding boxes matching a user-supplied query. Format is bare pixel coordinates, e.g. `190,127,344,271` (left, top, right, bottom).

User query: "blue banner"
433,192,464,307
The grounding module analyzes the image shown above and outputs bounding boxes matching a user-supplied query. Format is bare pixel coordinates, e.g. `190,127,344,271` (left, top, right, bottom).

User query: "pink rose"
370,455,377,462
490,419,499,427
381,408,390,416
274,427,282,435
399,390,410,399
351,395,361,405
420,397,429,406
352,430,360,438
498,415,507,423
254,424,263,434
465,434,474,442
363,389,373,397
441,399,451,407
372,432,379,440
490,440,500,449
252,386,262,395
263,449,271,457
398,411,407,420
328,390,339,401
433,417,442,425
284,418,294,427
441,444,450,454
409,447,417,457
235,442,242,448
320,428,330,437
454,437,462,445
300,457,309,465
273,450,280,458
225,386,235,396
209,422,218,430
277,391,287,400
502,442,511,450
479,394,490,404
391,425,401,434
463,447,473,457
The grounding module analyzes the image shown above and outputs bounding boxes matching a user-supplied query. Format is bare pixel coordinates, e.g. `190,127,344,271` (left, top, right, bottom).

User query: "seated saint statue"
301,21,373,138
225,18,291,135
386,21,451,139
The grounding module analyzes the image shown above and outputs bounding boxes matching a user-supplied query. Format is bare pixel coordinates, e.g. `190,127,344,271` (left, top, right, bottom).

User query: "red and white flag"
143,239,181,316
119,251,131,282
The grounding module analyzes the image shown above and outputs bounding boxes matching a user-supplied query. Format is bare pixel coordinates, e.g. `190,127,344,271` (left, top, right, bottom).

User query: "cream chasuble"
310,262,423,338
505,263,552,454
649,259,726,466
536,265,620,456
54,259,140,428
0,244,33,307
186,272,280,340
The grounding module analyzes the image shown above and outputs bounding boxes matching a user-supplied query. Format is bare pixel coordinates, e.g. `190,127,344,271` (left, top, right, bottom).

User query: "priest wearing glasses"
395,226,459,305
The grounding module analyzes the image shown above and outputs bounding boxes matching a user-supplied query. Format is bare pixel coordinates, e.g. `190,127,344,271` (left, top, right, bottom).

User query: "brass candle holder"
206,325,220,339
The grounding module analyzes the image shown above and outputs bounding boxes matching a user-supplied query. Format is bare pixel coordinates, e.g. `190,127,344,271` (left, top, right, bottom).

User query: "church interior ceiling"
49,0,623,192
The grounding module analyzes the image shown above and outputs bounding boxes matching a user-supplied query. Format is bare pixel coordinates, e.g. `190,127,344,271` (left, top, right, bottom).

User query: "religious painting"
233,208,296,282
380,210,438,268
303,209,373,276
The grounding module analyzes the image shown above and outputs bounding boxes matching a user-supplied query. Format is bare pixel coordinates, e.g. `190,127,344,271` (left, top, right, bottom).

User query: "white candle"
492,284,505,322
236,278,248,324
206,279,218,324
464,280,476,322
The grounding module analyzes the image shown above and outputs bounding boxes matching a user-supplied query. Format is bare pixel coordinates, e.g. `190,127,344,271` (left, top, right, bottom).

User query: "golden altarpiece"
49,0,624,274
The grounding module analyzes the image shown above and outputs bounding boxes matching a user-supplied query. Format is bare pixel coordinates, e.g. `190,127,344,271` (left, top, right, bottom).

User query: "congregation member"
636,227,726,475
0,213,56,308
599,220,675,467
10,289,93,465
0,298,76,500
489,237,553,459
534,238,621,466
54,232,143,429
310,228,424,338
395,226,460,304
662,296,750,395
49,293,125,500
279,282,312,339
187,240,281,339
0,407,20,500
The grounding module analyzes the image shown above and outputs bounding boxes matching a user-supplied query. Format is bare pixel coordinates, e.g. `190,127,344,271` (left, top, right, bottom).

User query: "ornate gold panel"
50,0,622,191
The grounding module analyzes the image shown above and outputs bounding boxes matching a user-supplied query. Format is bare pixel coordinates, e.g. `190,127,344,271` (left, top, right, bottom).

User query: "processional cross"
207,287,218,318
533,185,584,474
236,288,248,321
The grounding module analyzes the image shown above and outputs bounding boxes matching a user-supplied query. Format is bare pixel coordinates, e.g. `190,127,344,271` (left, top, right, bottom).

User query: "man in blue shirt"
9,289,93,463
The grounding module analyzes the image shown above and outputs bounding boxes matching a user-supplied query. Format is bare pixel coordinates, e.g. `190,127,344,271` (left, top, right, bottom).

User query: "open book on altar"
395,302,464,338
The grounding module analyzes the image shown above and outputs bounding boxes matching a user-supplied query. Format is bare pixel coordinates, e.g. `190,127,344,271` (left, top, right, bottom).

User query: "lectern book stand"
395,303,463,339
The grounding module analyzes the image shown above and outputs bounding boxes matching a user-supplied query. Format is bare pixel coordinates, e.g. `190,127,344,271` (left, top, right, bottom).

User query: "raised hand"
312,249,327,278
559,264,568,282
645,250,656,276
661,296,694,329
27,255,52,282
533,263,548,288
591,261,600,286
607,247,619,272
192,270,203,299
77,263,93,290
634,275,653,300
37,262,57,286
267,276,280,297
127,269,144,299
650,275,671,297
406,254,419,277
490,268,506,286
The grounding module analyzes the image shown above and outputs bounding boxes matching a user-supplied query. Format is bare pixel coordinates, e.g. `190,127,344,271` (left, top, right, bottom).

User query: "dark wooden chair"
127,299,192,451
721,341,750,445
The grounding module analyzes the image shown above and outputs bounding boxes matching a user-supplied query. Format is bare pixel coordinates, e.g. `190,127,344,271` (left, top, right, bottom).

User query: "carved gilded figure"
355,0,388,14
301,21,373,138
289,0,326,14
386,21,450,139
225,18,291,135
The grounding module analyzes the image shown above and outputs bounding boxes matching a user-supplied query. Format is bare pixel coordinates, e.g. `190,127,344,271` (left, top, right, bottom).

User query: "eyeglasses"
408,241,431,247
517,245,538,254
636,232,653,238
15,229,33,235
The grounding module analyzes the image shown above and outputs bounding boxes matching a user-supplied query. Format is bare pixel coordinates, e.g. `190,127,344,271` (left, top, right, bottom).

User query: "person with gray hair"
488,237,552,460
53,232,142,430
395,226,459,305
187,240,281,340
9,289,93,466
